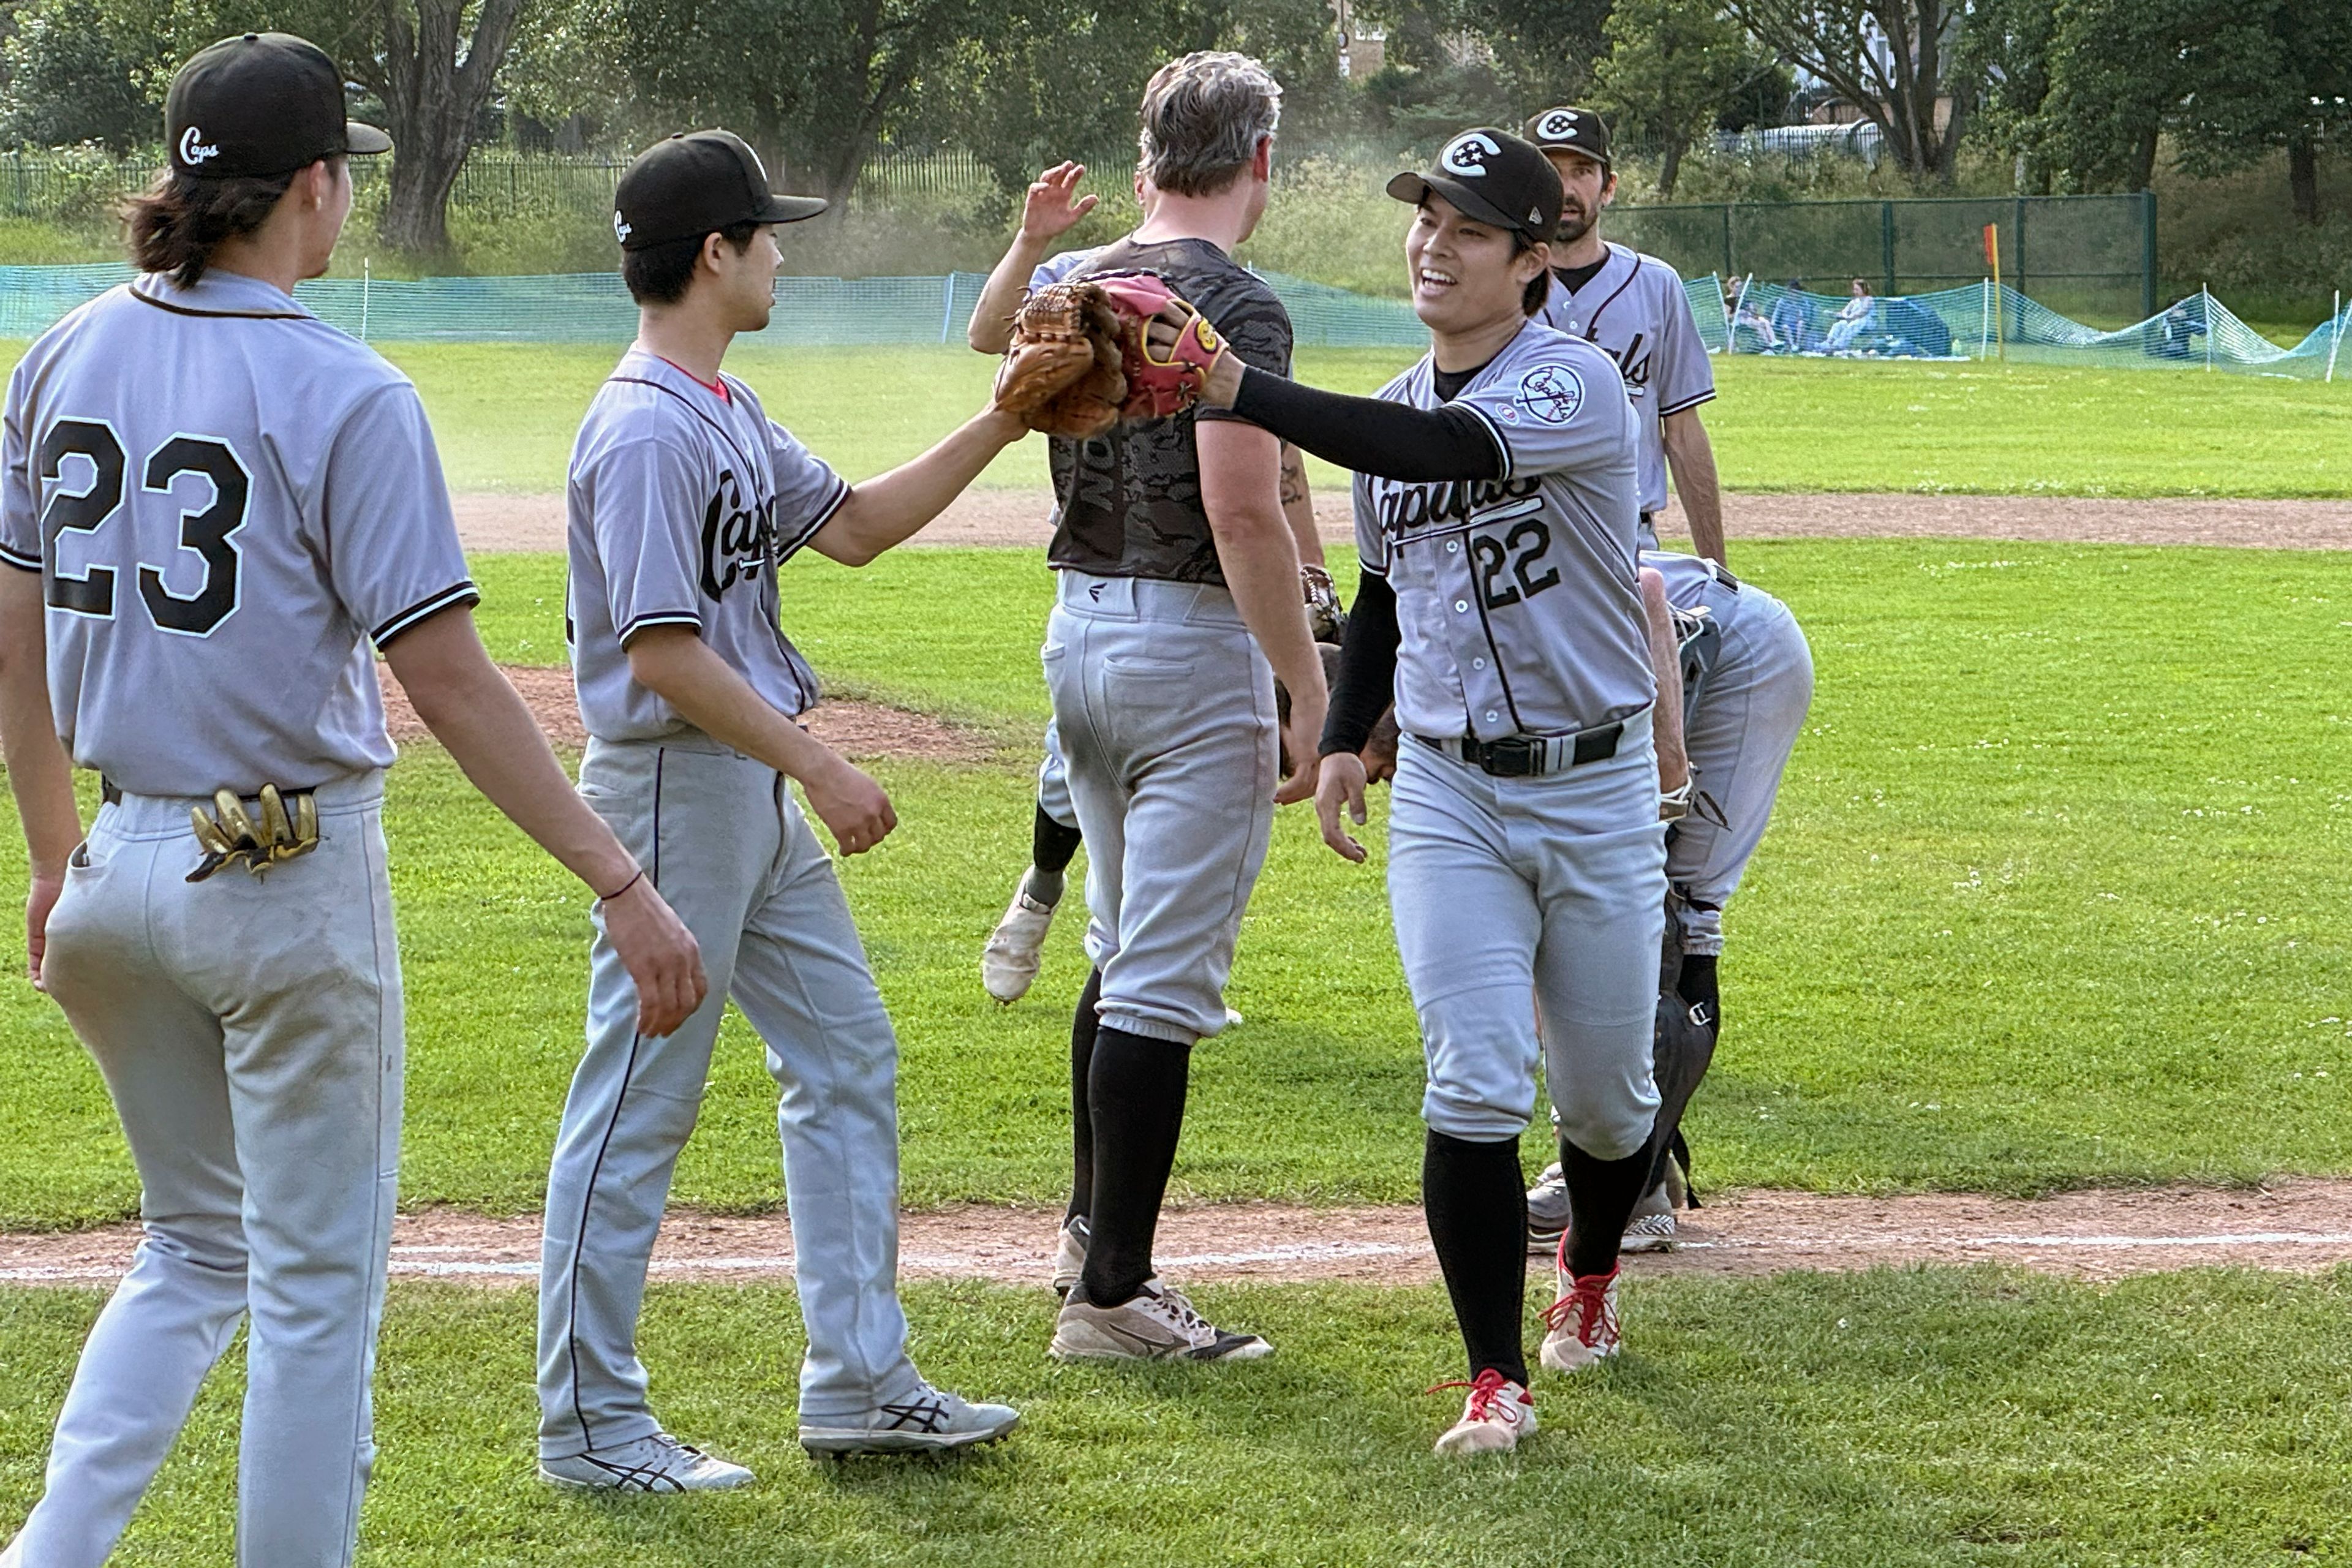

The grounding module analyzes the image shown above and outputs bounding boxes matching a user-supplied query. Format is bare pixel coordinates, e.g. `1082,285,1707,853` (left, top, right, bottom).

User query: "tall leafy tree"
0,0,158,151
1725,0,1975,179
1591,0,1759,195
937,0,1346,196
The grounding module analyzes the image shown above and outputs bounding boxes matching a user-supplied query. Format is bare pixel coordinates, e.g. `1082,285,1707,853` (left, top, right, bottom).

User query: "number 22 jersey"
0,270,479,797
1354,320,1653,742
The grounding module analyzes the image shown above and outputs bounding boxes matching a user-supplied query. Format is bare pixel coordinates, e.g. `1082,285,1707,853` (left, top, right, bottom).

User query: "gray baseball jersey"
565,347,847,742
1028,246,1101,290
1354,321,1651,742
0,271,477,797
1537,241,1716,530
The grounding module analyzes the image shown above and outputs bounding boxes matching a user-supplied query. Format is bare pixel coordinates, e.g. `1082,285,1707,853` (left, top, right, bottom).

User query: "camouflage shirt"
1046,236,1293,586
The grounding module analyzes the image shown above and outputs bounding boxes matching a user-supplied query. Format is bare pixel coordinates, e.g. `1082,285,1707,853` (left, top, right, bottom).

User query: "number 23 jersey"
1354,322,1653,742
0,270,479,797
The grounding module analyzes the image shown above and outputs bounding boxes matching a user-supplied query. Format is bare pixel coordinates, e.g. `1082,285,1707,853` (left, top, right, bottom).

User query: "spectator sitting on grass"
1767,277,1811,350
1728,292,1778,352
1824,277,1875,351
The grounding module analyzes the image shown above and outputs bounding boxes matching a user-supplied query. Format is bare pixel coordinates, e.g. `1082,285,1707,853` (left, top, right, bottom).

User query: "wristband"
597,868,645,903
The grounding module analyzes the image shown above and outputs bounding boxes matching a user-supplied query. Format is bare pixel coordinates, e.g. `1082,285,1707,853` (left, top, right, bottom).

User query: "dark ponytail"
124,168,298,287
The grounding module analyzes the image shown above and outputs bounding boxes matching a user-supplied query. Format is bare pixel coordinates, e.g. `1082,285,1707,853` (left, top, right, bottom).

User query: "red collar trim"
655,355,729,401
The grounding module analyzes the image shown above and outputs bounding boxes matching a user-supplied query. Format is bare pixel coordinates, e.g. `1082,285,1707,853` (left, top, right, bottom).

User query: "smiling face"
1404,193,1548,335
1541,147,1613,246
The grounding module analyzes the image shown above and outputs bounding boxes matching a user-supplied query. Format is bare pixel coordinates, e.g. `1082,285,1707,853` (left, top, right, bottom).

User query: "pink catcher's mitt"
1085,268,1224,420
994,269,1221,439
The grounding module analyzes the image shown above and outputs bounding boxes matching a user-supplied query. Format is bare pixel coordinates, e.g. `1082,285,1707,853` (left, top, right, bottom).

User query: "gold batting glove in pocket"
188,785,320,883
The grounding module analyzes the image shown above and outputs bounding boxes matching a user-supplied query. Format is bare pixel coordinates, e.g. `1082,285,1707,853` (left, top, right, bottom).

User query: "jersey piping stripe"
617,609,703,644
129,285,308,322
774,474,849,561
1460,403,1514,481
1577,251,1644,341
0,541,38,573
371,581,481,647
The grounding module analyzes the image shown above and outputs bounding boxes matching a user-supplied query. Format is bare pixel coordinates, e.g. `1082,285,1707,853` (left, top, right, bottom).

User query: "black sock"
1422,1129,1529,1387
1561,1136,1654,1279
1678,952,1720,1035
1066,968,1104,1226
1076,1025,1191,1306
1030,804,1084,907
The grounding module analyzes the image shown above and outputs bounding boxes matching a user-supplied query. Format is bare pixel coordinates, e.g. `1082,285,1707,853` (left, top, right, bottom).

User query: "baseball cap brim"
1385,170,1535,239
345,121,391,156
755,192,828,224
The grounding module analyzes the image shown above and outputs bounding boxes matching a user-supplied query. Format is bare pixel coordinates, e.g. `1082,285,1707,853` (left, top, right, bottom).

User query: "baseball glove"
1302,564,1346,644
994,270,1221,440
188,783,318,883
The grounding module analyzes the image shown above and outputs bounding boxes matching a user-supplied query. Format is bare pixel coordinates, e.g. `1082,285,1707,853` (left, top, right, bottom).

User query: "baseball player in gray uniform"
0,35,703,1567
1521,107,1725,567
1193,129,1670,1455
537,130,1024,1488
963,162,1332,1014
1017,53,1327,1363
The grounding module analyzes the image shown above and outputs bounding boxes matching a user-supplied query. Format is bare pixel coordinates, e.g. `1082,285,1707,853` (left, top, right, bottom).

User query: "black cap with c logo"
166,33,391,180
612,132,829,251
1385,129,1562,243
1522,106,1613,170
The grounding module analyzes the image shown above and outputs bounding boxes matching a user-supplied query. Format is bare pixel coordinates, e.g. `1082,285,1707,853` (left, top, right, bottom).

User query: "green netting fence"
0,262,2337,378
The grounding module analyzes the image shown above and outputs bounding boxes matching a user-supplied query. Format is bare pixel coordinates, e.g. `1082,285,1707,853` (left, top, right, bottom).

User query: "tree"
1725,0,1975,180
1591,0,1758,197
936,0,1348,196
0,0,159,152
614,0,987,212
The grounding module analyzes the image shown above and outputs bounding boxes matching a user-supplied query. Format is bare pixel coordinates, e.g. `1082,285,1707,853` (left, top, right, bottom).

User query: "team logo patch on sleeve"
1515,364,1585,424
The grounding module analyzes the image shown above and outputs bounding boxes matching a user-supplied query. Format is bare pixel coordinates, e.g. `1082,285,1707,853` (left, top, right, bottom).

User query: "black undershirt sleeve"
1231,366,1507,482
1320,569,1401,757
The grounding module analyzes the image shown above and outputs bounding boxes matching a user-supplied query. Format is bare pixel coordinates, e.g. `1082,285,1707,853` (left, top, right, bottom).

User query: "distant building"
1331,0,1387,78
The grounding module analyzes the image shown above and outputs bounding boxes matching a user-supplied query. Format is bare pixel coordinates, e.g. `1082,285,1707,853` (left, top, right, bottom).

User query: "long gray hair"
1137,51,1282,197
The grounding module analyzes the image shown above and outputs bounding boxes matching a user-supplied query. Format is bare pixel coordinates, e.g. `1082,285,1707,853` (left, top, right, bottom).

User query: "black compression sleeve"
1320,570,1401,756
1231,366,1506,482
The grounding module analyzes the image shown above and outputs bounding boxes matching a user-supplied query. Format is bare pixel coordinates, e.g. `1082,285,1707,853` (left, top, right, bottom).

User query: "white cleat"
1538,1254,1623,1375
1050,1276,1273,1362
1051,1214,1090,1298
540,1431,754,1492
1432,1370,1538,1457
981,873,1059,1003
799,1382,1020,1456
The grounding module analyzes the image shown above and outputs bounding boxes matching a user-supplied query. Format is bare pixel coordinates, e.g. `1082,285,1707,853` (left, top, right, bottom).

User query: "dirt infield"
374,662,995,764
454,489,2352,555
12,1183,2352,1289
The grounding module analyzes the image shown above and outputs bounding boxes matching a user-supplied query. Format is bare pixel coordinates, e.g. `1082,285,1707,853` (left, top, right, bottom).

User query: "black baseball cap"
1385,129,1562,243
166,33,390,179
1523,106,1613,171
613,132,827,251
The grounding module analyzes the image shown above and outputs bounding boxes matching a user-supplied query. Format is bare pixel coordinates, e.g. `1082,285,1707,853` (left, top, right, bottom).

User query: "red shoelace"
1427,1366,1521,1421
1540,1270,1618,1341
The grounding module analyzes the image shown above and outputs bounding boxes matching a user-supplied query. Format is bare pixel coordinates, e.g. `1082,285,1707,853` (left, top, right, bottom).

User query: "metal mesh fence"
0,262,2334,379
1610,193,2157,326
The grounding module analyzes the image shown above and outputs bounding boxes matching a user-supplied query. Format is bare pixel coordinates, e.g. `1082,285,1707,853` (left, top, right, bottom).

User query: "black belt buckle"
1572,722,1625,766
1475,736,1542,777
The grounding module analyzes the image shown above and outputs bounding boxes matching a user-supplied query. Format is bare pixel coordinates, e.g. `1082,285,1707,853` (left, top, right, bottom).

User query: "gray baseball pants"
1388,717,1667,1158
1037,717,1077,831
2,773,399,1568
537,735,921,1456
1044,570,1277,1044
1673,580,1813,955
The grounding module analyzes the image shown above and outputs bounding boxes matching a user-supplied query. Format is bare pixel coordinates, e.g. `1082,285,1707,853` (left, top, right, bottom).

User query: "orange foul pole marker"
1983,222,2005,360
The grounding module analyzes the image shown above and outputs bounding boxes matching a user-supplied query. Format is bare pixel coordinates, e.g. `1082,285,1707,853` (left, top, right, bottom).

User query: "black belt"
100,776,120,805
1414,720,1625,778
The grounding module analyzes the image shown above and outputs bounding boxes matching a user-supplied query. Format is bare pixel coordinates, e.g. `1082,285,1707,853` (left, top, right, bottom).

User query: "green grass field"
2,538,2350,1229
377,345,2352,501
5,1269,2351,1564
0,339,2339,500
